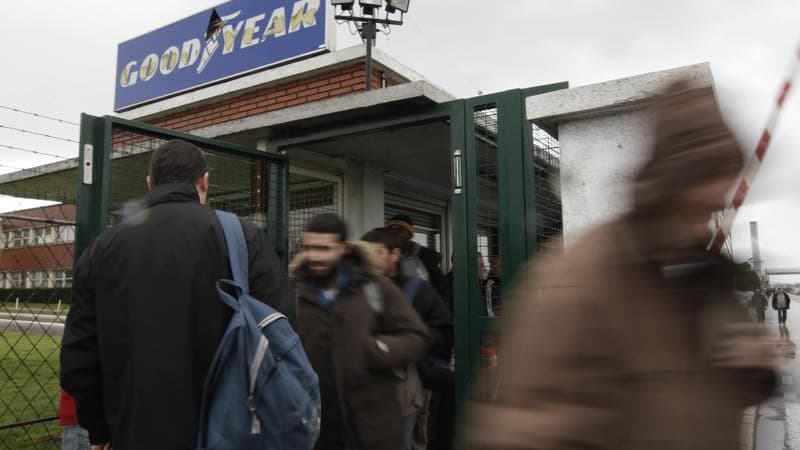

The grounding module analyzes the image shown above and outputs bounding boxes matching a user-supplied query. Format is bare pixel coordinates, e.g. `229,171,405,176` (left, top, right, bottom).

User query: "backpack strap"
215,210,249,294
403,277,424,303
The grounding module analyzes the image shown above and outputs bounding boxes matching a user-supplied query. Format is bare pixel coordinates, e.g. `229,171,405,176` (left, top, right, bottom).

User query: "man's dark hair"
305,213,348,242
362,227,404,251
149,140,208,186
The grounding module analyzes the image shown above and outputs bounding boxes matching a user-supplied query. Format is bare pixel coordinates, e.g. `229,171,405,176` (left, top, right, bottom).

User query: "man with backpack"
61,140,295,450
362,227,453,450
292,214,429,450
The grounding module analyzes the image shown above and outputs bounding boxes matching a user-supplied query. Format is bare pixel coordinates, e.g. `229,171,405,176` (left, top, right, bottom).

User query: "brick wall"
145,64,407,133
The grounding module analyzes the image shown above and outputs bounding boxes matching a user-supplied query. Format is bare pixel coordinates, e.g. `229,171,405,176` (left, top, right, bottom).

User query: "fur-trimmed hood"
289,240,383,283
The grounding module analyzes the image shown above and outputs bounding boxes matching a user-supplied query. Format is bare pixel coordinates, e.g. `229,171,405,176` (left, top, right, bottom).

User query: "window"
54,270,73,288
28,271,47,289
9,272,23,289
31,228,47,246
57,226,76,244
10,229,27,248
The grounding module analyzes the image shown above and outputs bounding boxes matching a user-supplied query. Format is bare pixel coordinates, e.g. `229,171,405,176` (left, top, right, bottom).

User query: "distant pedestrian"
751,289,768,324
772,287,791,324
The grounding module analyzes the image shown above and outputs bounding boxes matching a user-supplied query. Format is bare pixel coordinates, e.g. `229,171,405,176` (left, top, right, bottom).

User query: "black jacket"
772,292,791,310
413,242,446,296
60,183,295,449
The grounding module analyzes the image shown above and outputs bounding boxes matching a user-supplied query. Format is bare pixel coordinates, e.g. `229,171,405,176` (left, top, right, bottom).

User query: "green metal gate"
0,115,287,450
266,83,567,418
75,114,288,261
450,85,566,415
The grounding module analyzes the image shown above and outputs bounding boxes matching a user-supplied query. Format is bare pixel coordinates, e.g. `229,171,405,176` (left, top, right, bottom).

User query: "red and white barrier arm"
709,42,800,253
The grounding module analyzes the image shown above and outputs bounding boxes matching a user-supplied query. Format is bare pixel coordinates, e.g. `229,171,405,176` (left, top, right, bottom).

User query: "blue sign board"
114,0,330,111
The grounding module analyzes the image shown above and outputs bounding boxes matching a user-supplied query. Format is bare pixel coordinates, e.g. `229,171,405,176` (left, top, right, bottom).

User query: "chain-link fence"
0,181,76,449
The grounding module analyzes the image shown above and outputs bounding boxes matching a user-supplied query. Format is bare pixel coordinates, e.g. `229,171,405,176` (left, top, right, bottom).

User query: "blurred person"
386,215,446,295
465,80,777,450
772,287,791,324
292,214,428,450
363,227,454,450
61,140,295,450
750,288,768,324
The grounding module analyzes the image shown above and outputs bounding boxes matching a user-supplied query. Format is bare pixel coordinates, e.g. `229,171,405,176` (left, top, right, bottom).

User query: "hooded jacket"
60,183,295,449
292,241,429,450
465,80,775,450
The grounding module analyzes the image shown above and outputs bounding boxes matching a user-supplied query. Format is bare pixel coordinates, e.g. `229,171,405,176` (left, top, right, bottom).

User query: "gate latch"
453,149,463,194
82,144,93,185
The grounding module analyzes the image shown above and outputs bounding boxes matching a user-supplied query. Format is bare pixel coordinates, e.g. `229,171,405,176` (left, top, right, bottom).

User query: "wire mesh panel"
473,105,502,319
0,192,76,449
529,123,563,256
287,171,340,260
107,127,280,235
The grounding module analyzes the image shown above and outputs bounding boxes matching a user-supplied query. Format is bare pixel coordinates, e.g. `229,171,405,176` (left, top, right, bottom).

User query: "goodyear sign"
114,0,330,111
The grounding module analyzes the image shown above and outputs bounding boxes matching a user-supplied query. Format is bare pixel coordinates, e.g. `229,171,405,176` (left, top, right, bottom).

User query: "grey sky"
1,0,798,280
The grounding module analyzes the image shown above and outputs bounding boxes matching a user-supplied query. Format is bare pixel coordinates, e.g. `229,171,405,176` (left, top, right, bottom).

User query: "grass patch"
0,331,61,449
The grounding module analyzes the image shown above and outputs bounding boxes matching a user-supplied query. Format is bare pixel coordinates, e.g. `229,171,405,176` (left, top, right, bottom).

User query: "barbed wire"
0,124,78,144
0,143,73,160
0,105,80,126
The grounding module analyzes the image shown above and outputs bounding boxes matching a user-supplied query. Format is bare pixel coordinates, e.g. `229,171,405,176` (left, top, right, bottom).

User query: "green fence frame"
75,114,289,262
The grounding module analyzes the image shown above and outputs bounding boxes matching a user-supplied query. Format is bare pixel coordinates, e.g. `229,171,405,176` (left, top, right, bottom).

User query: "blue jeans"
403,415,416,450
61,426,90,450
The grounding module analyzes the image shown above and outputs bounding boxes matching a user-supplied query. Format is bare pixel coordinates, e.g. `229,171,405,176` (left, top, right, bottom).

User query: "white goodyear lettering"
119,0,322,88
179,39,201,68
139,54,159,82
160,46,180,75
261,7,287,42
223,21,245,54
120,61,138,87
289,0,319,33
241,14,266,49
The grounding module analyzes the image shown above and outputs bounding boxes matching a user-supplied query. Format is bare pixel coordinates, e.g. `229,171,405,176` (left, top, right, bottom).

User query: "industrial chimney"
749,221,762,274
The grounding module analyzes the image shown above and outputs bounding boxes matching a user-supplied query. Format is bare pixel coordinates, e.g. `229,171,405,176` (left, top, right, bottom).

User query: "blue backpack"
196,211,321,450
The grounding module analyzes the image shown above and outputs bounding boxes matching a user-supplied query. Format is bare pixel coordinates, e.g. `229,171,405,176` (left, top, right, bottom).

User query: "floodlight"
331,0,355,11
385,0,409,13
359,0,382,15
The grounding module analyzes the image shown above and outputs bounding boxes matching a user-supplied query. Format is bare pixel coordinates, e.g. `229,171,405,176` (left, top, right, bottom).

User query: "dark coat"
292,242,429,450
465,222,776,450
751,292,768,311
772,292,791,310
60,183,295,449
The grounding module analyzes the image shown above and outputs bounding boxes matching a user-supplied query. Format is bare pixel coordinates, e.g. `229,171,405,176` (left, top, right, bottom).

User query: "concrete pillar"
526,63,716,248
343,162,384,240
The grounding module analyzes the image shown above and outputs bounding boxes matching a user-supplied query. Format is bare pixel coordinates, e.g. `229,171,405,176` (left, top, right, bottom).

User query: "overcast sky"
1,0,798,281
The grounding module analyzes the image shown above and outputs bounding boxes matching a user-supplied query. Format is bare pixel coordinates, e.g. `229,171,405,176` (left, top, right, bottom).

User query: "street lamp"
330,0,410,91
